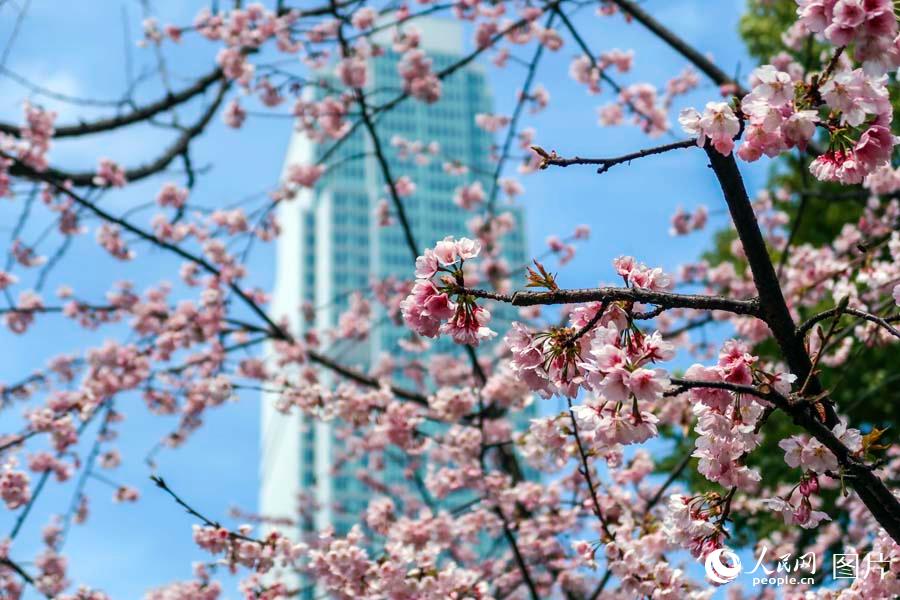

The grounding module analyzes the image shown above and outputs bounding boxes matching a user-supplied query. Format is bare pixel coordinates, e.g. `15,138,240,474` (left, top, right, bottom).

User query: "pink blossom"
455,237,481,260
398,49,441,103
222,99,246,128
414,248,440,279
679,102,740,155
336,56,367,88
92,158,127,188
400,279,455,338
350,7,376,30
809,150,866,184
156,182,188,209
569,56,601,94
0,271,18,290
0,468,30,509
433,237,459,265
854,125,895,171
612,255,673,290
597,103,624,126
749,65,795,105
453,181,485,210
392,175,416,197
761,496,830,528
600,49,634,72
474,113,511,133
440,303,496,346
97,224,134,260
286,164,324,188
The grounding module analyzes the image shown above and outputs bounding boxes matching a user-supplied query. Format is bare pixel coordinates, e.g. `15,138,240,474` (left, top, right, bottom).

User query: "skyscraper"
260,16,528,549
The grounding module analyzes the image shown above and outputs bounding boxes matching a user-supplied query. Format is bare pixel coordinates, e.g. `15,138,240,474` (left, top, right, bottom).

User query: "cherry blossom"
0,2,899,598
679,102,741,156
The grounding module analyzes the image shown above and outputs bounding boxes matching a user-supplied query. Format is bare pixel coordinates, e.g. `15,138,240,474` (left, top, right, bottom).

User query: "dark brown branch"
331,1,422,261
661,315,715,339
151,475,262,545
352,83,419,260
0,68,223,139
317,0,563,166
0,303,114,315
0,557,48,598
486,12,555,216
536,139,697,174
0,430,38,453
309,348,427,406
644,450,693,512
567,397,616,541
493,505,541,600
588,570,613,600
9,81,229,187
5,154,429,408
284,0,358,17
666,377,784,401
704,146,900,544
609,0,747,96
553,4,674,132
461,285,760,316
797,306,900,340
705,148,828,411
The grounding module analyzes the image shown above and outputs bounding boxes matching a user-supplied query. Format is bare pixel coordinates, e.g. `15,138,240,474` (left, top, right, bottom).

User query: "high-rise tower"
260,16,528,547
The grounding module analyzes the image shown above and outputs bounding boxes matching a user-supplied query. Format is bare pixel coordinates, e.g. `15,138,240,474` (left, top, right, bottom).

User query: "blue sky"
0,1,770,597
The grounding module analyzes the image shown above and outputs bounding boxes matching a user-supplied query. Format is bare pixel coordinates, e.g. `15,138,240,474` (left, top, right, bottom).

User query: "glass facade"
264,41,531,567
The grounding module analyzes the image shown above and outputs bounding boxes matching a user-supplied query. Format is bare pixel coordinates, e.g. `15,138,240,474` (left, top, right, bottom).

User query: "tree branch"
9,81,229,187
609,0,747,96
535,138,697,174
461,285,760,316
486,12,554,216
0,68,223,139
0,557,49,598
797,306,900,340
3,154,429,408
566,397,616,541
704,146,900,544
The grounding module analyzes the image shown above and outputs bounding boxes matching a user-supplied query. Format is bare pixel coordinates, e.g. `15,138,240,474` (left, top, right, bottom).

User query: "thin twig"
535,139,697,174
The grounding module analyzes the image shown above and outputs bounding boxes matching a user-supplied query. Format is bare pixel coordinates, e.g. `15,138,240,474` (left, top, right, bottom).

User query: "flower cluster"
390,135,440,165
92,158,126,188
663,493,729,558
452,181,485,210
400,237,496,346
738,65,818,161
797,0,900,71
507,257,674,402
779,418,862,473
681,25,897,185
762,473,830,529
679,101,741,156
193,525,304,574
809,68,895,184
612,255,674,291
670,205,708,236
17,102,56,171
398,48,441,104
0,466,31,509
684,341,773,490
